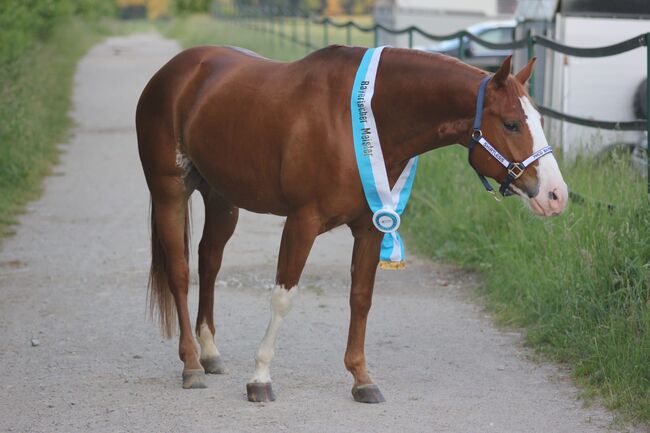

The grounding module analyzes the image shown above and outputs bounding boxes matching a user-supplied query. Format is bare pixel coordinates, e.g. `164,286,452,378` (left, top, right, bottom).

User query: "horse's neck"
373,50,484,168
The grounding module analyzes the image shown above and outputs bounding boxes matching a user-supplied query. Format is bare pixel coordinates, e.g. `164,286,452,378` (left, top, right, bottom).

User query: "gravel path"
0,33,638,433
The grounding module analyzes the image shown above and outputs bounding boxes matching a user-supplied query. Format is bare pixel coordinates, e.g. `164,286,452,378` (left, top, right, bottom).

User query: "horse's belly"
188,142,290,215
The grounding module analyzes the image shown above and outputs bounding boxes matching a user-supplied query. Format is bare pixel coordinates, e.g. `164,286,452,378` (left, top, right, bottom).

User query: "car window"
469,28,513,55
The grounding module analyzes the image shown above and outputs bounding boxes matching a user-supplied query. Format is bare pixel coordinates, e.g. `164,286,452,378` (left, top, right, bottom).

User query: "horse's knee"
271,285,295,317
350,292,372,315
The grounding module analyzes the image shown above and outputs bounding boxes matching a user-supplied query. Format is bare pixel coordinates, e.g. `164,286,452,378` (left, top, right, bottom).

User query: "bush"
0,1,115,237
173,0,212,13
0,0,115,66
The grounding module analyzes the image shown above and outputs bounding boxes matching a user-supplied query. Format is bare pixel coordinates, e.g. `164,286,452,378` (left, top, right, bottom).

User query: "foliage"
160,12,373,59
0,0,115,66
173,0,212,13
0,3,118,240
404,147,650,424
116,0,170,20
230,0,373,14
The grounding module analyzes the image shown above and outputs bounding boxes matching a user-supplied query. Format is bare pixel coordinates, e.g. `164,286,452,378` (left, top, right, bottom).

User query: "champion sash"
350,47,418,270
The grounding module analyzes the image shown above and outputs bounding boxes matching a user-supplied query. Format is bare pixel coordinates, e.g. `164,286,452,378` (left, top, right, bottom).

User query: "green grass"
159,13,373,59
405,147,649,424
161,13,649,426
0,17,151,240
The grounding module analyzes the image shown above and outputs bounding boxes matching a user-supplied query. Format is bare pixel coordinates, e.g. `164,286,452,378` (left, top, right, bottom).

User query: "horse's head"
468,56,568,216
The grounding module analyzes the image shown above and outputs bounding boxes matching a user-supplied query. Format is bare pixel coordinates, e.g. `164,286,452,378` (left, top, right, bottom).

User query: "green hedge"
0,1,116,238
174,0,212,14
0,0,115,66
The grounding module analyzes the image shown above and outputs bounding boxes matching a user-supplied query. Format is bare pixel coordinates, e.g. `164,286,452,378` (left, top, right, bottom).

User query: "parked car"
420,20,516,72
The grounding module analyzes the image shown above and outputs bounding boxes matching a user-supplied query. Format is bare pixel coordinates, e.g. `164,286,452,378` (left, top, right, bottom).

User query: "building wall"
391,0,497,15
375,6,490,47
546,15,648,156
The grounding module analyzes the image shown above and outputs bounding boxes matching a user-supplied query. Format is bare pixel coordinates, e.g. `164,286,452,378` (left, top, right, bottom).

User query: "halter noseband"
468,75,553,198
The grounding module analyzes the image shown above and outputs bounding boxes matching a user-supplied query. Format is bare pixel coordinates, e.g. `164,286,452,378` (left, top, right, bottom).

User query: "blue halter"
468,76,553,197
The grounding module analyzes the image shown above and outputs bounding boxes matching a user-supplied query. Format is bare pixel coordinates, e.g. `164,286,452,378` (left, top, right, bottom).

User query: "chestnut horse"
136,45,568,403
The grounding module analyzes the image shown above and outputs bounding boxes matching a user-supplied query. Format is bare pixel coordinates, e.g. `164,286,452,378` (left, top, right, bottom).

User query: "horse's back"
137,45,366,215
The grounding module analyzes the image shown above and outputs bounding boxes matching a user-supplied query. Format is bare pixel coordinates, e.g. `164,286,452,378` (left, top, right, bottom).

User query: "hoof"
201,356,226,374
182,369,206,389
352,384,385,403
246,382,275,402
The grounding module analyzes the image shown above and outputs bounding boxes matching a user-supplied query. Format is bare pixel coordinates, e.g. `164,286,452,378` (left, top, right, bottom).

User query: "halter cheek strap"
468,76,553,197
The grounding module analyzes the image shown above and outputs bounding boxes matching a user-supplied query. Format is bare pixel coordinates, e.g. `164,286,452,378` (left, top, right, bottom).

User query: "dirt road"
0,34,636,433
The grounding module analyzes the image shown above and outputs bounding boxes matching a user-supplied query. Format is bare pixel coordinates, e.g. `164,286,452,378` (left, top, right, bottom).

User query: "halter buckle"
471,129,482,141
507,163,525,180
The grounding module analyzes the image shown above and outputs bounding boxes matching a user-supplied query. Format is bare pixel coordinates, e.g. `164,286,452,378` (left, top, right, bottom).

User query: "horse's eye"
503,121,520,133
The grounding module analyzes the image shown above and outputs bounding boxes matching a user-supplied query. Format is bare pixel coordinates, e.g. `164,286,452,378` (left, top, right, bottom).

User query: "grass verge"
0,18,151,241
159,13,371,59
405,147,649,425
163,13,649,425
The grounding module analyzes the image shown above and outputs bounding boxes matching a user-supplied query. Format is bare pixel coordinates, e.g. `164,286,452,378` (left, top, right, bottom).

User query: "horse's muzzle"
528,182,568,216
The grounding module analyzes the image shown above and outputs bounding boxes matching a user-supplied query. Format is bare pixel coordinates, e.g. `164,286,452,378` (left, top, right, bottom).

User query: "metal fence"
214,5,650,200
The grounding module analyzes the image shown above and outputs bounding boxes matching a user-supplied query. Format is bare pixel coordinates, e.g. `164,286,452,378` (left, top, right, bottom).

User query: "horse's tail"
147,198,191,339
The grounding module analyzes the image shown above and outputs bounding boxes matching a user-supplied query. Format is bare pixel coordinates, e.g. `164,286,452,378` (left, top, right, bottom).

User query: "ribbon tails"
350,46,419,270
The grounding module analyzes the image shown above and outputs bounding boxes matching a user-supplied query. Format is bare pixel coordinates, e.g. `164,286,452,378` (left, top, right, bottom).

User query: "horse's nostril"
549,191,558,201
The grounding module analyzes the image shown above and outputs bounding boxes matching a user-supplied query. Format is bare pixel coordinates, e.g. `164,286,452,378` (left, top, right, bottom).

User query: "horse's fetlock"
344,353,364,371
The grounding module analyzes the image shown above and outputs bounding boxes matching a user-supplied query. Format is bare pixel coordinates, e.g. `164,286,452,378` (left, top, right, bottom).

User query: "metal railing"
214,5,650,200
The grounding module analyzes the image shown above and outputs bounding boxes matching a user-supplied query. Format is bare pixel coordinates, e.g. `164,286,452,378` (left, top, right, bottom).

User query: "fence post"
373,26,379,47
305,13,311,53
323,18,329,47
346,23,352,46
270,7,275,42
279,8,284,47
527,29,536,98
646,33,650,201
408,27,413,49
458,34,465,61
292,9,298,44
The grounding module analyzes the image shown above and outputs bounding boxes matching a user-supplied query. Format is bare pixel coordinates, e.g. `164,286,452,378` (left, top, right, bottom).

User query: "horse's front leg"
345,219,385,403
246,206,321,402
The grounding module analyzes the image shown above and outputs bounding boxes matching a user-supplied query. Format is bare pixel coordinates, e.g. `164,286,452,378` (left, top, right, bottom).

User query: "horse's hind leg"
149,176,205,389
246,207,321,402
195,184,239,374
345,218,385,403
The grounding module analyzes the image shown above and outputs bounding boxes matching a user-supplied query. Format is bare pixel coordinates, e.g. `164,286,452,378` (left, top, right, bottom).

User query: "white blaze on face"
518,96,568,216
250,285,297,384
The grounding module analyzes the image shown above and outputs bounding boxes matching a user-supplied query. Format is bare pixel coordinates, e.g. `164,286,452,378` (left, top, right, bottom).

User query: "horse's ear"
492,55,512,87
515,57,537,86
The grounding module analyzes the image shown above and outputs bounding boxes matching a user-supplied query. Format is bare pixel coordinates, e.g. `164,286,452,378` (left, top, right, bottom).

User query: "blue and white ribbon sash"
350,46,418,269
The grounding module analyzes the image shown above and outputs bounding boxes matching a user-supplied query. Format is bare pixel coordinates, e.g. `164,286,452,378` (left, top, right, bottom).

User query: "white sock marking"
250,285,297,384
197,322,220,361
